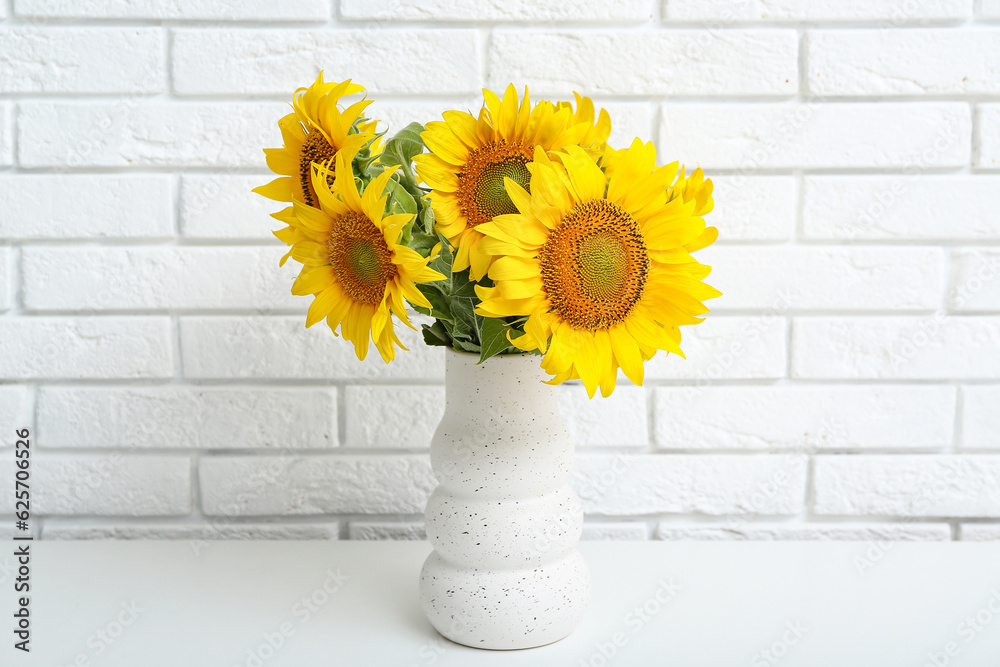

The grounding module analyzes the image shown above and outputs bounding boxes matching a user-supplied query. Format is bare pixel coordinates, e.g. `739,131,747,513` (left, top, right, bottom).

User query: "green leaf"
422,321,452,347
450,269,479,299
428,246,454,282
452,337,480,354
408,229,439,258
478,318,515,364
448,297,477,342
380,122,426,168
418,201,436,235
416,285,453,321
384,177,417,216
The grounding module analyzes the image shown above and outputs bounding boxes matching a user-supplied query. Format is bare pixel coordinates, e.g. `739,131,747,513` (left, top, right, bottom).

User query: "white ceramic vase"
419,349,590,650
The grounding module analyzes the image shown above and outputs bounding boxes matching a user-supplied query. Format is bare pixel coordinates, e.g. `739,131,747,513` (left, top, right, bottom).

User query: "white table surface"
3,540,1000,666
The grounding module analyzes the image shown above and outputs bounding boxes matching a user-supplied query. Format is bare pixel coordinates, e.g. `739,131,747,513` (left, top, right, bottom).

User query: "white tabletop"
3,540,1000,666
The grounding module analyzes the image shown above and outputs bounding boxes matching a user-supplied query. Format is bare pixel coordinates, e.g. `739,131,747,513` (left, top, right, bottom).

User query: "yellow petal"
422,125,470,165
452,232,472,272
306,284,345,328
498,276,543,300
475,294,539,318
509,330,540,352
292,265,336,296
468,235,492,281
362,166,399,221
380,213,412,245
292,200,334,237
608,324,644,386
498,83,519,141
525,308,549,354
504,178,533,215
596,330,618,398
253,177,296,202
264,148,298,176
489,255,541,281
291,241,330,267
513,86,532,139
334,152,363,212
488,214,549,247
607,138,657,205
399,279,431,309
571,331,603,398
482,88,503,129
417,162,461,192
559,145,605,202
685,226,719,253
442,110,482,149
477,235,535,257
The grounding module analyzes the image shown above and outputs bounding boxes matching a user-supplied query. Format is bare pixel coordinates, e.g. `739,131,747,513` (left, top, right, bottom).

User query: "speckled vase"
418,349,590,650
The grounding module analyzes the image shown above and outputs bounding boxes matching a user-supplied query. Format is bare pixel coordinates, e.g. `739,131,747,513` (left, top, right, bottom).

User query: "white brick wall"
0,3,997,542
0,247,11,312
180,174,277,239
661,103,971,169
706,246,944,310
807,29,1000,95
0,103,11,166
18,102,282,168
962,386,1000,450
0,176,174,239
37,387,338,449
22,247,303,311
655,386,956,450
173,30,481,96
977,104,1000,167
0,28,165,93
803,176,1000,241
487,30,798,96
14,0,332,21
664,0,972,21
340,0,655,22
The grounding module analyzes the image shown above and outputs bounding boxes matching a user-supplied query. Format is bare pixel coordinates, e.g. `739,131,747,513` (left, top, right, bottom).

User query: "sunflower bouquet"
255,74,720,398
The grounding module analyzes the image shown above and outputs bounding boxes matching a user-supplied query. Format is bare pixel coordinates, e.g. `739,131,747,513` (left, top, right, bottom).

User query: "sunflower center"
539,200,649,330
299,131,337,206
328,212,396,305
577,232,630,301
457,140,533,227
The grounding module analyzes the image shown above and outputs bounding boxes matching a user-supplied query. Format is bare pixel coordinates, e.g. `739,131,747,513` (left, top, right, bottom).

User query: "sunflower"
413,84,611,281
283,152,445,362
254,72,376,209
474,141,721,398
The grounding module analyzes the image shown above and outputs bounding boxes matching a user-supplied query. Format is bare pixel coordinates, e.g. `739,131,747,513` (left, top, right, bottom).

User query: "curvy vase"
419,349,590,649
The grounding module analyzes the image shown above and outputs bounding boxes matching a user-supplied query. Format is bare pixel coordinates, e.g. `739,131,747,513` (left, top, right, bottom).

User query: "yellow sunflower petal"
292,265,336,296
468,235,493,281
607,138,657,205
498,275,544,300
482,88,503,128
306,284,345,328
422,125,470,165
362,166,399,221
441,110,481,149
253,177,296,202
291,241,330,267
334,152,363,211
525,308,549,354
497,83,519,141
608,324,644,386
596,330,618,398
264,148,298,176
489,255,541,281
559,145,606,203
